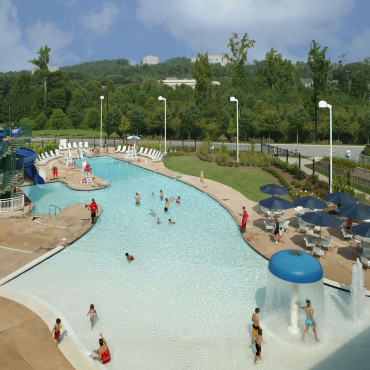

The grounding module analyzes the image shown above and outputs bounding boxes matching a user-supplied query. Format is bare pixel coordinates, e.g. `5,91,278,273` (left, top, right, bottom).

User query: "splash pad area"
3,156,370,369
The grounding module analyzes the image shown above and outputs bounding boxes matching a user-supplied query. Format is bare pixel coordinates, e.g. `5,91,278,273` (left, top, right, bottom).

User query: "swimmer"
135,192,140,205
254,328,263,364
157,218,161,224
176,196,181,204
93,333,110,364
152,192,155,197
160,190,164,200
251,308,261,344
296,300,319,342
125,253,134,263
87,304,98,329
168,219,175,224
149,209,156,216
164,197,175,212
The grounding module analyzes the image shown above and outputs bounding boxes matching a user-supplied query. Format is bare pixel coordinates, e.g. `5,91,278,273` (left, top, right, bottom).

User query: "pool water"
6,156,370,369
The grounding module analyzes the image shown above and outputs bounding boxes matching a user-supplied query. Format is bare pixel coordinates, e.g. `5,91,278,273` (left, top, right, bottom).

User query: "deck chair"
78,142,83,148
153,153,163,162
360,255,370,270
264,220,275,231
312,245,325,259
137,147,144,155
55,149,62,157
141,148,148,156
303,236,315,250
44,152,51,159
120,145,127,153
341,228,353,240
67,143,72,149
49,150,56,158
115,145,121,153
324,236,333,248
144,148,153,157
73,142,78,149
149,150,158,159
280,220,290,231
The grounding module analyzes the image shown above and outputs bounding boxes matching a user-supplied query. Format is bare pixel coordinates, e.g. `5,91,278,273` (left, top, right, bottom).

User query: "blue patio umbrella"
294,196,327,210
301,211,342,237
260,184,289,196
259,196,294,210
323,191,357,205
127,135,140,140
338,203,370,221
351,223,370,238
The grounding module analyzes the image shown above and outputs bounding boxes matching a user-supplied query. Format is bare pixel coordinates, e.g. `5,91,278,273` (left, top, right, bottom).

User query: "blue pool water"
6,157,370,369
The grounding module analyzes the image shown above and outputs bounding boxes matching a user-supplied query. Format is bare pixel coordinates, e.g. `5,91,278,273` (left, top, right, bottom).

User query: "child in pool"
87,304,98,329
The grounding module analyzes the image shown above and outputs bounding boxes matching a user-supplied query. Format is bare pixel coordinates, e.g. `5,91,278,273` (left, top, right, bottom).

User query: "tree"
358,110,370,144
263,48,294,90
29,45,51,106
287,106,310,142
106,106,122,135
35,112,47,135
192,53,213,107
84,107,100,138
67,106,83,135
332,109,350,143
48,108,69,136
224,32,256,87
116,115,130,138
350,71,369,99
179,103,201,139
307,40,331,142
258,110,280,141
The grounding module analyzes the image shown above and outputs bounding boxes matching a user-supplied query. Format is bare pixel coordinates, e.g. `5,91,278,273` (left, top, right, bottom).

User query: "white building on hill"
191,54,229,66
141,55,159,65
161,77,220,89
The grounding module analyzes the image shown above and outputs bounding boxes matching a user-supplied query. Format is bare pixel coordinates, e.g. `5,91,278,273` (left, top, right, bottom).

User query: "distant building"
140,55,159,65
31,66,59,74
191,54,229,66
160,77,220,89
300,78,313,87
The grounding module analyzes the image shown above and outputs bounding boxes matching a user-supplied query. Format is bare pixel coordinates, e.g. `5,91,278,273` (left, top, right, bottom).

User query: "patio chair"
303,236,315,250
298,221,313,234
149,150,158,159
115,145,121,153
49,150,56,158
280,220,290,231
137,147,144,155
324,236,333,248
312,245,325,259
120,146,127,153
141,148,148,156
341,228,353,241
263,220,275,230
360,255,370,270
73,142,78,149
144,148,153,157
67,143,72,150
260,206,273,218
153,152,163,162
55,149,62,157
84,142,89,149
78,141,83,148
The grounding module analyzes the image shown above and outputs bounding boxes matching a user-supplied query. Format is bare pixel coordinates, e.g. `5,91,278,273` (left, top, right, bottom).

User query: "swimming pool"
6,156,370,369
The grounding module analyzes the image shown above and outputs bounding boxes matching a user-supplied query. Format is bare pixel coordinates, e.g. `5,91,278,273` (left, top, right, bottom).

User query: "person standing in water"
164,197,175,212
254,328,263,364
160,190,164,200
296,300,319,342
87,304,98,329
251,308,261,344
135,192,140,205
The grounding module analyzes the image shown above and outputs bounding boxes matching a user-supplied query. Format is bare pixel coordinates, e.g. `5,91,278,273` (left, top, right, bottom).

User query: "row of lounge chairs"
59,142,89,151
114,146,163,162
36,149,63,165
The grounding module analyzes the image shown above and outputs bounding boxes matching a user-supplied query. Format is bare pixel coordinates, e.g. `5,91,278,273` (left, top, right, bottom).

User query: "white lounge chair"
280,220,290,231
360,255,370,270
141,148,148,156
120,145,127,153
73,142,78,149
67,143,72,150
153,153,163,162
137,147,144,155
312,245,325,259
49,150,56,158
144,148,153,157
115,145,121,153
149,150,158,159
264,220,275,231
341,228,353,240
55,149,62,157
303,236,315,250
84,142,89,149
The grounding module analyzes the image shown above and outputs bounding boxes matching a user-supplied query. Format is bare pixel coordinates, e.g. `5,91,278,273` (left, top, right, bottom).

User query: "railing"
0,167,24,195
3,123,32,142
49,205,61,217
0,193,24,213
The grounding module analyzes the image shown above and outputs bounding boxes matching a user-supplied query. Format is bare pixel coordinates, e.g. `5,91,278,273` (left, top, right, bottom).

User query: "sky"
0,0,369,72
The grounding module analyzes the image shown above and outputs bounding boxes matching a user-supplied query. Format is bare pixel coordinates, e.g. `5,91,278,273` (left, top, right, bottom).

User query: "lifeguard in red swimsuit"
84,163,91,172
93,333,110,364
241,206,249,233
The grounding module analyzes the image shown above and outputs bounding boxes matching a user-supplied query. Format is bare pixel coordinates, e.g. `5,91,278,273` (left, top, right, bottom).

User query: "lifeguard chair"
81,161,92,184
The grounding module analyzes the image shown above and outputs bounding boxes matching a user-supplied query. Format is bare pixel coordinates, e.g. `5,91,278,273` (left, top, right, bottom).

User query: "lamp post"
100,95,104,147
229,97,239,162
158,96,167,154
318,100,333,193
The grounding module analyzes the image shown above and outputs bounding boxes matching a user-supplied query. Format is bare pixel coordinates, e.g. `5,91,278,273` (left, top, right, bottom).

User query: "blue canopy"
301,211,342,228
260,183,289,196
323,191,357,205
294,196,327,210
259,196,294,210
352,223,370,238
338,203,370,221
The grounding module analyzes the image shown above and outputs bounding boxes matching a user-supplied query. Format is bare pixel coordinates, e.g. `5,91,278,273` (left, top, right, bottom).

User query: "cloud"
348,28,370,62
136,0,356,61
0,0,77,72
80,1,120,35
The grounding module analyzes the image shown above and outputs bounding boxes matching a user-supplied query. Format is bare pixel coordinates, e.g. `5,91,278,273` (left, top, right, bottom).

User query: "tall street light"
100,95,104,147
229,97,239,163
158,96,167,154
318,100,333,193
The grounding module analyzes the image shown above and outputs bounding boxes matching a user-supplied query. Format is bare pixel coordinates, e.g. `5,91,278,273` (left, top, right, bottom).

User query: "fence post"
54,138,56,144
105,136,107,144
42,139,44,148
94,137,96,146
299,153,301,169
195,140,196,149
286,149,289,162
182,140,184,148
222,140,224,147
68,137,69,143
261,142,263,153
313,159,315,176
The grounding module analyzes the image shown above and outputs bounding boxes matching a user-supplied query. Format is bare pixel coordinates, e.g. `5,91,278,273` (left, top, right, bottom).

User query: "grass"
305,164,370,195
32,129,122,138
163,156,281,202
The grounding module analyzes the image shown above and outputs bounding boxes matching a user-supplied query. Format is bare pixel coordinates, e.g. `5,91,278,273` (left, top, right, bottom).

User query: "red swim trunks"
102,349,110,364
54,331,60,341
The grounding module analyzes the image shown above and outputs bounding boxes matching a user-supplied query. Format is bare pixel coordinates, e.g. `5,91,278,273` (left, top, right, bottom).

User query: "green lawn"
305,164,370,195
31,129,122,139
163,156,280,202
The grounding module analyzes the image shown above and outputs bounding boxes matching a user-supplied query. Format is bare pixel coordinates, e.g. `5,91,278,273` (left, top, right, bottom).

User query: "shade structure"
260,183,289,196
301,211,342,228
127,135,140,140
268,249,323,284
259,196,294,210
338,203,370,221
323,191,357,205
352,223,370,238
294,196,327,210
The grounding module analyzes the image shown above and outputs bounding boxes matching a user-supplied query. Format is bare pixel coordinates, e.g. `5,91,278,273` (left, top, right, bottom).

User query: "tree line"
0,35,370,143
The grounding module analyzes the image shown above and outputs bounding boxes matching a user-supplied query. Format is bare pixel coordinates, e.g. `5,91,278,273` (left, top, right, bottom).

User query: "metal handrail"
0,193,24,213
49,205,61,218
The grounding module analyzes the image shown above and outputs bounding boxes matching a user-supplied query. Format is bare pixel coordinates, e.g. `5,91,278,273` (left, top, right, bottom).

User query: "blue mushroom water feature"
265,250,324,334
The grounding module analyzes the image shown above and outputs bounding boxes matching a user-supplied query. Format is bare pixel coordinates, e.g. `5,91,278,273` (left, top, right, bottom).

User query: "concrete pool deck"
0,148,369,369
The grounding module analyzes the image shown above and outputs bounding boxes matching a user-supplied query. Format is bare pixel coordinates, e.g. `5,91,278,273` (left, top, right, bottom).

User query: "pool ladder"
49,205,61,218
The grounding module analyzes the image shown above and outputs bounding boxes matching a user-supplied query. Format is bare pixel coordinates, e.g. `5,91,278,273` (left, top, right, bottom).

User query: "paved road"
32,137,365,159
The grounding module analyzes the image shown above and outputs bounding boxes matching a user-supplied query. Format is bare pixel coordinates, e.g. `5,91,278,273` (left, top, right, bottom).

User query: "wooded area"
1,36,369,143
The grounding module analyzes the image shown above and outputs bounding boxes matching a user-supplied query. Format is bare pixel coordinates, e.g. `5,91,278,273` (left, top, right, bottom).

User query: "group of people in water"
51,303,110,364
252,299,319,364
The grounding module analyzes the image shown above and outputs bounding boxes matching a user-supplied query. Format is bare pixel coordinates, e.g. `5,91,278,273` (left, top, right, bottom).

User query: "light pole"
229,97,239,162
158,96,167,154
100,95,104,147
318,100,333,193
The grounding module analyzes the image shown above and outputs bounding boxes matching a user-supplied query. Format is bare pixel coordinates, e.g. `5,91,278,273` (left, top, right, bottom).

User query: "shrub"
361,145,370,156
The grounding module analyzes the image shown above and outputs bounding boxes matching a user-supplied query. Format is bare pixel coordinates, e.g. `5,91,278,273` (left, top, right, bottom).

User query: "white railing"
0,193,24,213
